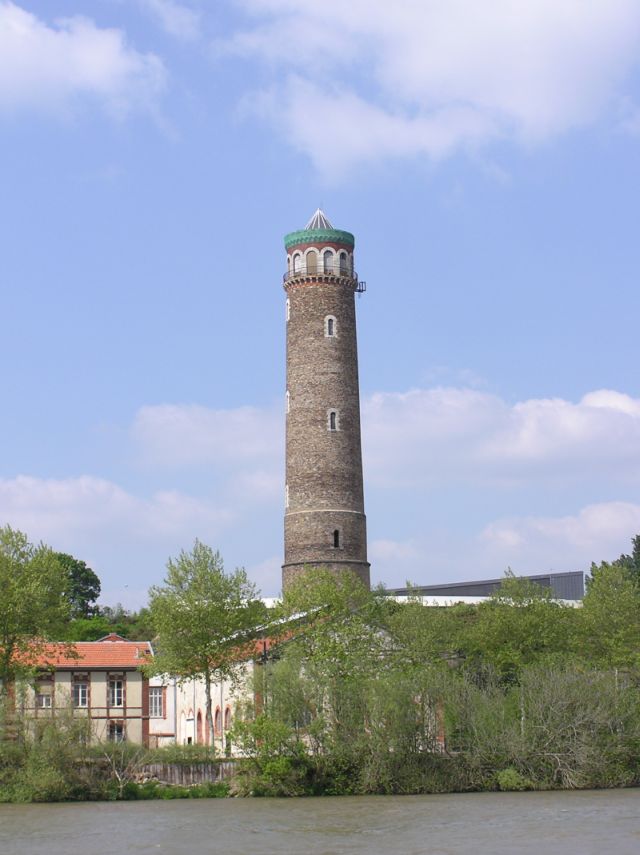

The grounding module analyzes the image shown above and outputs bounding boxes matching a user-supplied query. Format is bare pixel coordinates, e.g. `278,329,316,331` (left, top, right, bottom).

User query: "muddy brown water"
0,790,639,855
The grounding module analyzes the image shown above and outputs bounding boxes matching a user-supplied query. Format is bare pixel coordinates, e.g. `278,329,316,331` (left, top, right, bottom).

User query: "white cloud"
0,474,231,550
369,538,421,589
139,0,200,42
232,469,282,503
0,473,238,608
131,402,283,468
480,501,640,571
246,554,282,596
129,385,640,496
370,538,420,564
0,2,166,117
363,387,640,487
4,387,639,599
227,0,640,174
369,501,640,589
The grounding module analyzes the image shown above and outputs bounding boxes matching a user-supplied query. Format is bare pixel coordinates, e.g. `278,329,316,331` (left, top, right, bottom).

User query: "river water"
0,790,638,855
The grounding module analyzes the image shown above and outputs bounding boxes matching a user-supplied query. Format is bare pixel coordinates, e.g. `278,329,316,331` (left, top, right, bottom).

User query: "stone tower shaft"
282,210,370,590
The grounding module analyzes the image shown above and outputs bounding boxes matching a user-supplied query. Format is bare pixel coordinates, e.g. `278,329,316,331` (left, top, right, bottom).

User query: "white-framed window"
324,315,336,337
108,721,125,743
293,253,301,272
108,679,124,708
286,390,290,413
285,483,289,508
36,692,52,709
286,298,290,322
73,682,88,708
339,251,348,275
328,410,339,431
323,249,333,273
149,686,164,718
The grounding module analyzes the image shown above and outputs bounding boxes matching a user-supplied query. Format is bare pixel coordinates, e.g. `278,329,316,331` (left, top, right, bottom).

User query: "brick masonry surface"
283,248,370,590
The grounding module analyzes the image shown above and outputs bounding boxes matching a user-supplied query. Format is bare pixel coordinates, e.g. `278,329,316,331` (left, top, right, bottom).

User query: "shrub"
496,767,533,791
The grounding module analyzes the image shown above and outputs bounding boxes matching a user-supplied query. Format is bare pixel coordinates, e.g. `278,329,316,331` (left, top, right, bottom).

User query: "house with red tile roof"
22,633,175,746
17,630,286,751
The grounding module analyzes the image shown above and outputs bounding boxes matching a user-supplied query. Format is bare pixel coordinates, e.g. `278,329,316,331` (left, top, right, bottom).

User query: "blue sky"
1,0,640,606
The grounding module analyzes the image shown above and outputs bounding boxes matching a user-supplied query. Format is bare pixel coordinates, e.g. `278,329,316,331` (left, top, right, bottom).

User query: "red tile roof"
35,635,153,669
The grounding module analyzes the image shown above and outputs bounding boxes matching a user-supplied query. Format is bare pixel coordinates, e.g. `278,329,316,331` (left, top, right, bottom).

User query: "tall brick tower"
282,209,370,590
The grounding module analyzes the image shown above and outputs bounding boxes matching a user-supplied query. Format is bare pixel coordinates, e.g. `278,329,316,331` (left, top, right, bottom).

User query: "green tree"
54,553,101,618
269,570,394,778
276,568,389,680
147,541,264,746
0,526,71,692
460,572,577,681
386,597,473,672
579,561,640,671
620,533,640,579
591,533,640,587
61,615,114,642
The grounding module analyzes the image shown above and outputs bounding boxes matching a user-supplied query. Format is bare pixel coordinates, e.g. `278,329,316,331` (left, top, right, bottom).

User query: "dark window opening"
333,529,340,548
329,411,337,431
108,721,125,743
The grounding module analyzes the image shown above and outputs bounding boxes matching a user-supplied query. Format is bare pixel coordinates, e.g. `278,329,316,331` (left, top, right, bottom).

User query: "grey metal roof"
384,571,585,601
305,208,334,230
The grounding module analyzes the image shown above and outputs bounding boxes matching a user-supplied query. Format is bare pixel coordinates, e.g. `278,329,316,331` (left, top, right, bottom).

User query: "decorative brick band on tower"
282,209,370,591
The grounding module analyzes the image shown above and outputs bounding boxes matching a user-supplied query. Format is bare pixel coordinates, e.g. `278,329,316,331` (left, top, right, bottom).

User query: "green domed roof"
284,208,355,251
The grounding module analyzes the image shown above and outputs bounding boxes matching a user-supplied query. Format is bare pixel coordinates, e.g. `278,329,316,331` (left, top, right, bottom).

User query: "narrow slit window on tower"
328,410,338,431
324,315,336,337
333,529,340,548
323,249,333,273
286,298,290,322
286,390,290,413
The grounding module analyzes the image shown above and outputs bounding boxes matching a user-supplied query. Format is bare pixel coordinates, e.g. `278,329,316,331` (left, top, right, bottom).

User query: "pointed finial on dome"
305,208,334,230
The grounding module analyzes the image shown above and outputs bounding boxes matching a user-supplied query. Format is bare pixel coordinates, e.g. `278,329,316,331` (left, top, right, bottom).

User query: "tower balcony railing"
283,265,366,292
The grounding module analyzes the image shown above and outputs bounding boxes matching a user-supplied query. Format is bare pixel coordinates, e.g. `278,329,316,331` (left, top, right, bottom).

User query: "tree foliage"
233,544,640,796
607,533,640,585
0,526,71,689
459,572,577,680
276,568,389,681
147,540,265,745
580,561,640,671
54,553,101,618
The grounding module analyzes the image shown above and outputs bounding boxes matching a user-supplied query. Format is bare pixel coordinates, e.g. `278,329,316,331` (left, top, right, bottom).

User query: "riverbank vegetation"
0,714,228,802
1,523,639,800
230,549,640,796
